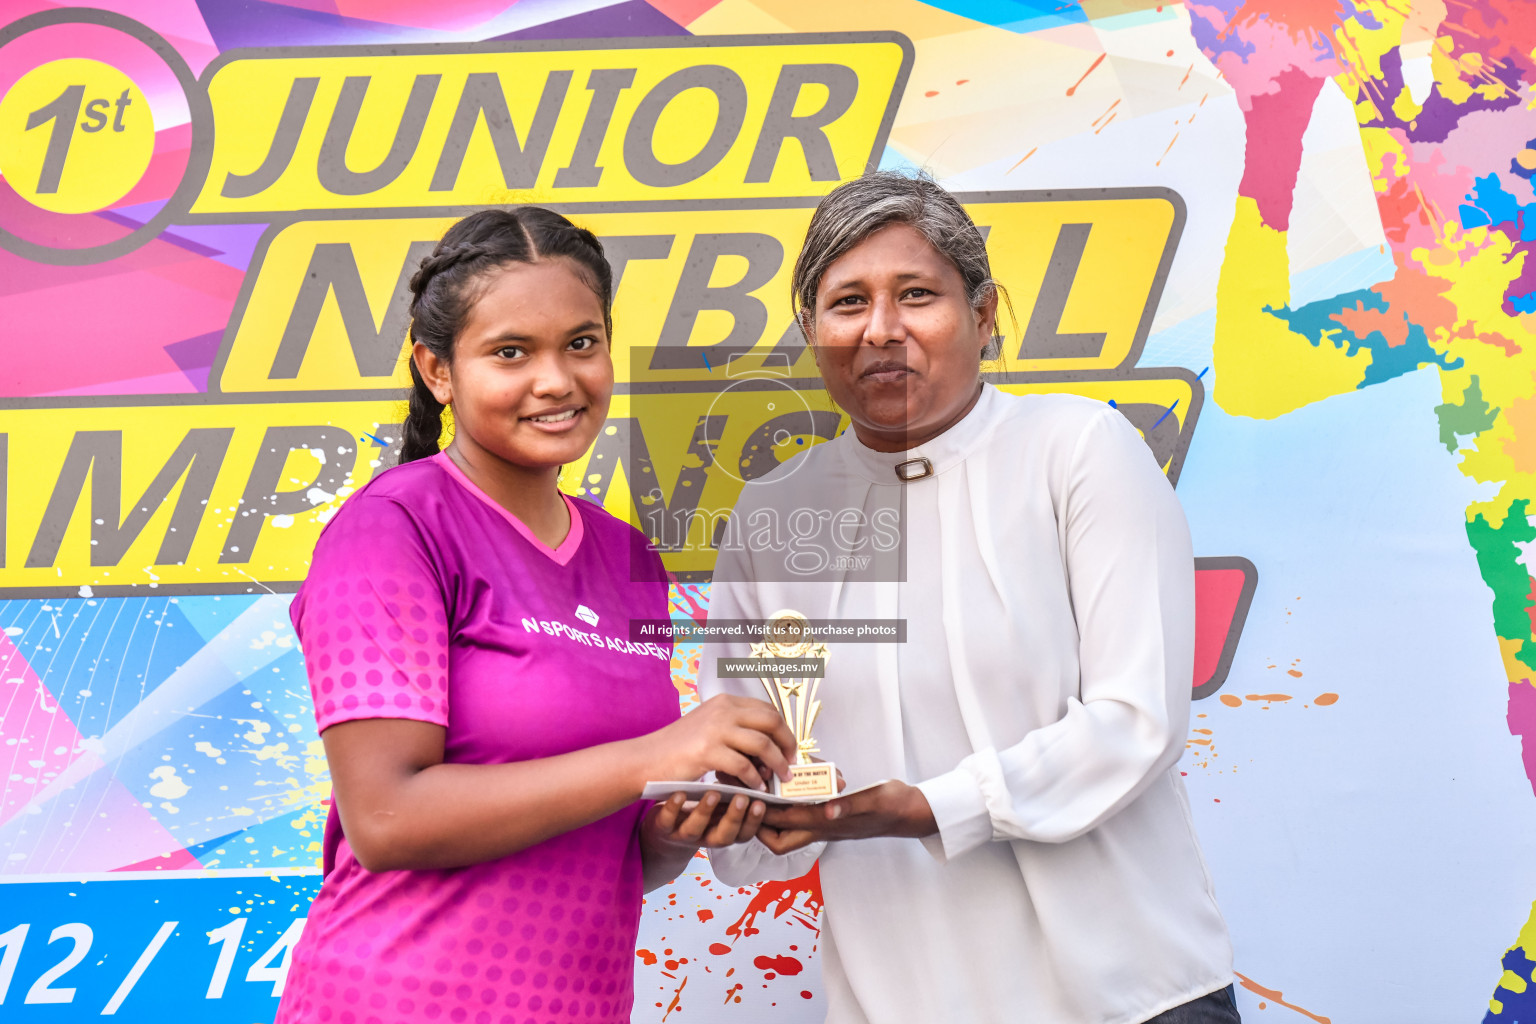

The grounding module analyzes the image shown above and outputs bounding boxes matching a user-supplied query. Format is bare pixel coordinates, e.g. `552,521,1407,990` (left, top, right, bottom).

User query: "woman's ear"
976,286,1000,350
798,310,818,356
414,341,453,405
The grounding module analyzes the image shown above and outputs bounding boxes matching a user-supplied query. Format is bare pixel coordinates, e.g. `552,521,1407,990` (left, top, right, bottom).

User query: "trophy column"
750,611,837,799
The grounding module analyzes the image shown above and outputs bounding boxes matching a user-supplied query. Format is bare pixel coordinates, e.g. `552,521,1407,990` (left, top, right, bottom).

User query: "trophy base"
773,761,837,799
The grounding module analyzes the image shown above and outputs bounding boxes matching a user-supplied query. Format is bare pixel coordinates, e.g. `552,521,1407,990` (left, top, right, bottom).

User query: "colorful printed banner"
2,2,1534,1022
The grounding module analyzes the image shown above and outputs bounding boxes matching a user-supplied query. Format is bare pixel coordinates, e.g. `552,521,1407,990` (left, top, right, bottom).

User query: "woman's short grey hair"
791,171,1007,358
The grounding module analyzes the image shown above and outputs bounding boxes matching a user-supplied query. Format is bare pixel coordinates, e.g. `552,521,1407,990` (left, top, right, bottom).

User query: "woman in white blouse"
699,172,1238,1023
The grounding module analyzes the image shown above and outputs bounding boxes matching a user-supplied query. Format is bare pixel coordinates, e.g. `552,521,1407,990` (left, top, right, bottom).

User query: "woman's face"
810,222,996,453
419,258,613,473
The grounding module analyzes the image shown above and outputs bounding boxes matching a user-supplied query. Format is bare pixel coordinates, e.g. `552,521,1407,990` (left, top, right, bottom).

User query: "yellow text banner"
214,190,1183,393
0,370,1198,593
190,36,911,217
0,398,402,596
563,371,1200,580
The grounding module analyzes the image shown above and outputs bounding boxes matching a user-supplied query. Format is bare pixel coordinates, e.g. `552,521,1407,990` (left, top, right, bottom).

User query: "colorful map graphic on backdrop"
2,1,1534,1022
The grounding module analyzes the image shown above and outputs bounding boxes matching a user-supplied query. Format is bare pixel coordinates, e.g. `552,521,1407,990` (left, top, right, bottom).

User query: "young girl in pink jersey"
275,207,794,1024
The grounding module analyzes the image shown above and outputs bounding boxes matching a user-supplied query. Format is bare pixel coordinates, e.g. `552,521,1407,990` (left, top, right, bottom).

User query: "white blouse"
700,384,1233,1024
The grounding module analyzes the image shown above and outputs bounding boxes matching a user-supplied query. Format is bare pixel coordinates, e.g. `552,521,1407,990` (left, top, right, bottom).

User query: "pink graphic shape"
0,17,200,127
1236,67,1328,232
25,774,202,874
0,633,204,874
1193,564,1249,695
333,0,528,30
0,237,241,395
1508,679,1536,799
0,631,84,829
641,0,723,24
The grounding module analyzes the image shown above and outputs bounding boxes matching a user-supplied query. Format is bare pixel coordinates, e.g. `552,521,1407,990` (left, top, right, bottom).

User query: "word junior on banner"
520,616,670,660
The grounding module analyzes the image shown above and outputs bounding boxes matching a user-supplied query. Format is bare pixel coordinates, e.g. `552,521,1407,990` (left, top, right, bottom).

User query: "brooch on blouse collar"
895,457,933,481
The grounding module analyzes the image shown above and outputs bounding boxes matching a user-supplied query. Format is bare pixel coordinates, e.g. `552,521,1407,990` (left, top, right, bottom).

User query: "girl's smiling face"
417,257,613,472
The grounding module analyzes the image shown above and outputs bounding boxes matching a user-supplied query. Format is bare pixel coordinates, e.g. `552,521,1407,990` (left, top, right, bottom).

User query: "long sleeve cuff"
915,767,993,863
708,837,826,887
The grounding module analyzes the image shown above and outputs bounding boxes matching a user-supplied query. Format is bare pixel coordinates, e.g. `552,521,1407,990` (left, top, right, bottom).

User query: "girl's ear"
414,341,453,405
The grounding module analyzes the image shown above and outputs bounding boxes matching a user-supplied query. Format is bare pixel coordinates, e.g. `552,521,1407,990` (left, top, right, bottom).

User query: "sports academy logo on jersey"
520,612,668,662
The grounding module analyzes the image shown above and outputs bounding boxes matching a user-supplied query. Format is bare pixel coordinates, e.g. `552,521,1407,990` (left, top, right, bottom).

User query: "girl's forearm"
335,728,662,872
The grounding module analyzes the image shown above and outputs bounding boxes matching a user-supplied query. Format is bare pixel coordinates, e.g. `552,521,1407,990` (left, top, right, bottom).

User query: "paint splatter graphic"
636,862,824,1015
1180,0,1536,1010
1235,970,1333,1023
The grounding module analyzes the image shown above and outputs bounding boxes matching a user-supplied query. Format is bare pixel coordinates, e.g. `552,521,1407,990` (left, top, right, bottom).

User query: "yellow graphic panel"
567,370,1198,579
562,385,842,580
216,191,1180,393
0,399,403,595
992,373,1198,472
190,38,909,215
0,370,1196,592
218,220,440,392
971,193,1181,373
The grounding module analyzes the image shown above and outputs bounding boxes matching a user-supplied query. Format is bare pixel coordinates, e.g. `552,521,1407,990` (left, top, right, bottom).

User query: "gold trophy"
750,610,837,799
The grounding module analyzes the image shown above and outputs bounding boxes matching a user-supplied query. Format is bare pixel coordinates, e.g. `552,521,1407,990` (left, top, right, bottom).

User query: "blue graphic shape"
0,596,312,870
1264,287,1462,390
184,807,323,871
1470,172,1524,230
0,875,321,1024
1,598,210,738
920,0,1087,32
1484,946,1536,1022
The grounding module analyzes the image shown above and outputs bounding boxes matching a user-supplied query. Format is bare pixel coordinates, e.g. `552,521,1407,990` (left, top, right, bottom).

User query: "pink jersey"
277,452,679,1024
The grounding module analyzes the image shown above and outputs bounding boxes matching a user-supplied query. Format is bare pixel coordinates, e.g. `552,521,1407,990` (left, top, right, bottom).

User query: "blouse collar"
838,381,1001,484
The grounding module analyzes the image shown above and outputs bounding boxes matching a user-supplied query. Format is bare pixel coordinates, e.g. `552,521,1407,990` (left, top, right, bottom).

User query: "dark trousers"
1142,984,1243,1024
